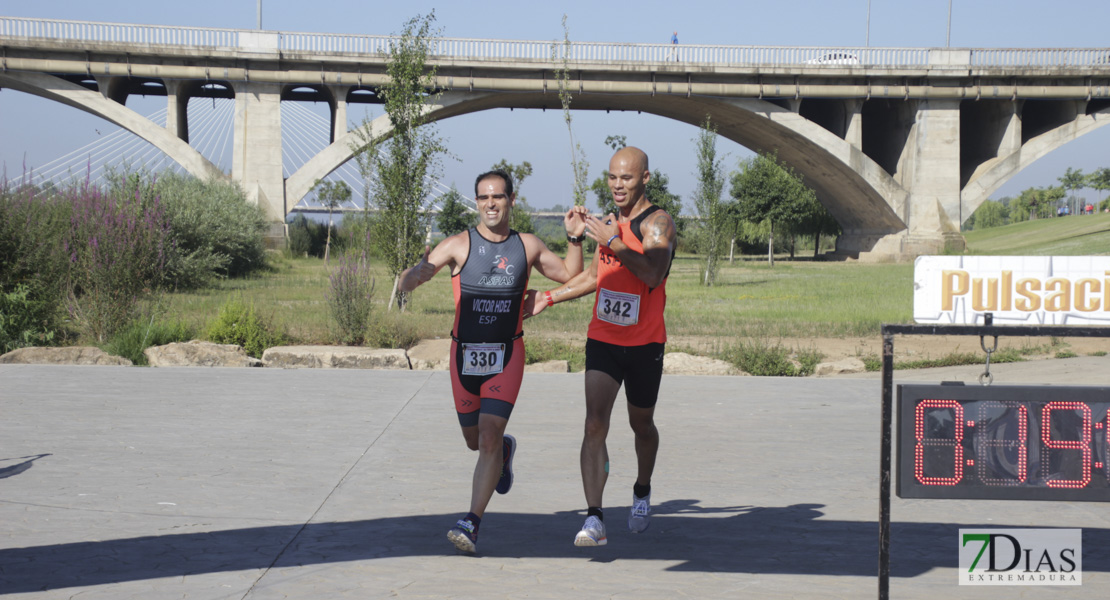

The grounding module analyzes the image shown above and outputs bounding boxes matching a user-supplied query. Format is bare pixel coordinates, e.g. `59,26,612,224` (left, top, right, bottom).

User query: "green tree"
1058,167,1087,197
1042,186,1066,217
313,179,352,263
554,15,589,206
591,173,612,214
491,159,535,233
1088,167,1110,205
968,199,1009,230
646,171,683,226
351,12,447,310
791,194,841,258
692,116,727,285
435,186,475,236
729,152,814,267
1010,186,1062,222
510,196,535,234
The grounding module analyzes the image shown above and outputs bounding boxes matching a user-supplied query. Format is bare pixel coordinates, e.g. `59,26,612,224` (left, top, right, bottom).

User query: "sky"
2,0,1110,212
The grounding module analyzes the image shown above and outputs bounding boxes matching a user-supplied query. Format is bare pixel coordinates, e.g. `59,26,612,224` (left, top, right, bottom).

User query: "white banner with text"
914,256,1110,325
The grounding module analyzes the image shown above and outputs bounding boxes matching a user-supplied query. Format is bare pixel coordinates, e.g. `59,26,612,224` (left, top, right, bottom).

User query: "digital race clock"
897,384,1110,502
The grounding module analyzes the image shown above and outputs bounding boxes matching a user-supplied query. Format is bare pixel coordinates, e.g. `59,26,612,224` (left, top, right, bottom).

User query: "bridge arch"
962,105,1110,213
10,69,1106,256
0,71,224,181
285,89,913,252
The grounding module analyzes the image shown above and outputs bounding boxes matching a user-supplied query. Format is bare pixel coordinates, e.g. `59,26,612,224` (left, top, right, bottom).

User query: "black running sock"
464,512,481,532
633,482,651,499
587,507,604,521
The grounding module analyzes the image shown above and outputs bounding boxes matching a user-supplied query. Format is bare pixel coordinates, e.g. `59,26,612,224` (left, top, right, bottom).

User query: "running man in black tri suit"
400,169,587,554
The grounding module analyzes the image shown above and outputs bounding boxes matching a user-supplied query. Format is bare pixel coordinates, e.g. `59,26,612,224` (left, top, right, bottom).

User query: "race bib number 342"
461,343,505,376
597,288,640,326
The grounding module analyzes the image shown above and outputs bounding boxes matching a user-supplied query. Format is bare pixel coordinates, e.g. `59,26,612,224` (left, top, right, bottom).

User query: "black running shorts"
584,338,665,409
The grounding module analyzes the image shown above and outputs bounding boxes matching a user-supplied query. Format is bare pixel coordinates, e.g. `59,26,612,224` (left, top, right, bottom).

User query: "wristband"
606,234,620,248
566,233,584,244
544,291,554,307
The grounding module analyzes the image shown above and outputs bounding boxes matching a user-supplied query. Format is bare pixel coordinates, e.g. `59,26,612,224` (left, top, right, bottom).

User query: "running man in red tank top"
529,147,677,547
400,170,587,554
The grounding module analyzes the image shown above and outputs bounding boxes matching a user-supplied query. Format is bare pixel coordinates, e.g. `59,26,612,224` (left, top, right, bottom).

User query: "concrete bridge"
2,16,1109,259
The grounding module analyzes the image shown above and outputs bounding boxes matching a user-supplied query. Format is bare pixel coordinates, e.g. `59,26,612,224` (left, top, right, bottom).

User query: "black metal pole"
878,328,893,600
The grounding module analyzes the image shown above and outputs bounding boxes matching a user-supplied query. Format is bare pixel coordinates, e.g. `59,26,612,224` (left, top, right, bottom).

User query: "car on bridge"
805,52,860,65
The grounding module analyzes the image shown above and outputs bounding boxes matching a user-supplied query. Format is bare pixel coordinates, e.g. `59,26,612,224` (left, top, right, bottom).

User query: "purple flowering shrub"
63,179,169,342
325,250,376,345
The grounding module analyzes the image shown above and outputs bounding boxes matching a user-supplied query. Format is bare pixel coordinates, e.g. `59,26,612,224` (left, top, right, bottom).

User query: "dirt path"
529,329,1110,364
667,334,1110,363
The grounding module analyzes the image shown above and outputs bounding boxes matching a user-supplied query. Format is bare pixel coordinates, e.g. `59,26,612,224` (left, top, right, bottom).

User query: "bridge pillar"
231,81,286,235
328,85,349,143
845,100,864,148
164,80,189,143
861,98,965,260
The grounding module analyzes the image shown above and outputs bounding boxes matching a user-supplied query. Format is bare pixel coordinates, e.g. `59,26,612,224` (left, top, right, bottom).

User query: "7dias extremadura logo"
959,529,1081,585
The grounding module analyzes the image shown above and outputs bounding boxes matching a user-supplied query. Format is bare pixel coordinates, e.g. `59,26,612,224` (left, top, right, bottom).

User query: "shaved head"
612,146,649,173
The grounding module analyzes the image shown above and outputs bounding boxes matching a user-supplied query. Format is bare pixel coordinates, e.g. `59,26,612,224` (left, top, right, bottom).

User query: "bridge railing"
971,48,1110,67
0,16,239,47
2,16,1109,68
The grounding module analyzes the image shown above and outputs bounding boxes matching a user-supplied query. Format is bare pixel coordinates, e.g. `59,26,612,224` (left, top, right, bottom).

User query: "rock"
408,338,451,370
262,345,411,369
0,346,132,366
814,357,868,376
144,341,262,368
663,352,745,376
525,360,570,373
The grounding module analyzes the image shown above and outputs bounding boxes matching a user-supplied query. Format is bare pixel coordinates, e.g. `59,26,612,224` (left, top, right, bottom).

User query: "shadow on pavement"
0,454,50,480
2,500,1106,593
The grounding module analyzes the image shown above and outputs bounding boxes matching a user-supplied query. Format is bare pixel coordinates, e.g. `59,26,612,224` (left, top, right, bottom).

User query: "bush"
0,284,59,353
0,177,72,343
110,171,270,288
205,298,285,358
326,250,376,345
63,178,169,342
336,212,375,255
2,170,270,344
286,214,329,258
719,340,822,377
365,311,421,349
101,316,194,366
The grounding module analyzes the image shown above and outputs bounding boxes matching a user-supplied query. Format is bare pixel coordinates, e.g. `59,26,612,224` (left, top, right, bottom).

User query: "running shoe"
495,434,516,495
628,492,651,533
447,518,478,554
573,515,607,546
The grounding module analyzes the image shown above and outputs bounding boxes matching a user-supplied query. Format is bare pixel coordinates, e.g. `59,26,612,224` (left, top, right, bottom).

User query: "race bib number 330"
461,343,505,376
597,288,640,326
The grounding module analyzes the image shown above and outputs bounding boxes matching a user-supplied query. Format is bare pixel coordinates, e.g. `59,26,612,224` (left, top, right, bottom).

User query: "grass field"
159,255,914,344
962,211,1110,255
151,213,1110,372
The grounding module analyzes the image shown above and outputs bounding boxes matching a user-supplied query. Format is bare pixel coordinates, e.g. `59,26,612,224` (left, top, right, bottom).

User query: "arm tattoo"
645,212,676,250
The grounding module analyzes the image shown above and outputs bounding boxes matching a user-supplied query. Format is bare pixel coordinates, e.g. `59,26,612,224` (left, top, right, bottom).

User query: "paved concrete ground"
1,362,1108,599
